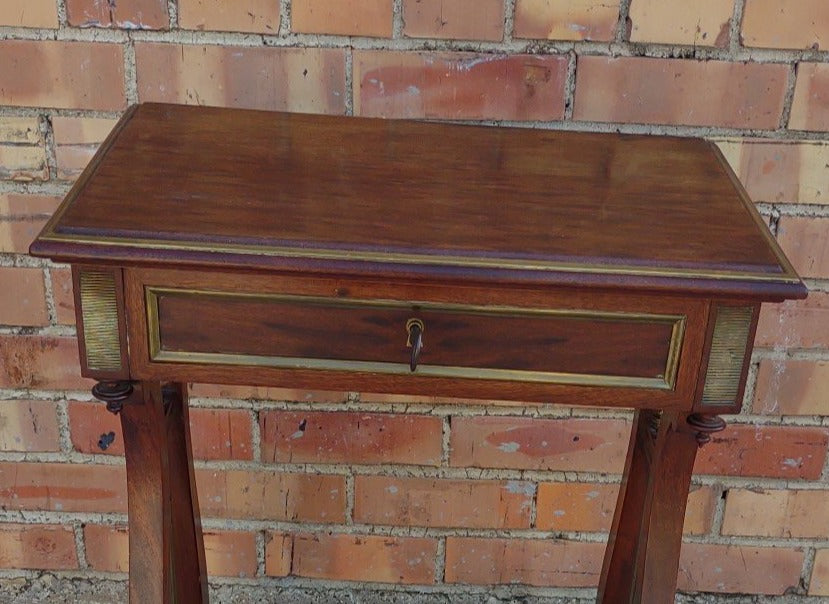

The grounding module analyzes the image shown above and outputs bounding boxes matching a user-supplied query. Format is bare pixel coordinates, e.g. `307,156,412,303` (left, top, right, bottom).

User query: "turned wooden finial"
687,413,726,447
92,381,134,415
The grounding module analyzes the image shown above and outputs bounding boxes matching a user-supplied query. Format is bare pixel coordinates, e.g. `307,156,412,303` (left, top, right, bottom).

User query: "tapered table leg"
598,409,717,603
97,381,208,603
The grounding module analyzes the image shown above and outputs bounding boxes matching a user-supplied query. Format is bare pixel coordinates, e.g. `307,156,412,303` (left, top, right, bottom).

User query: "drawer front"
146,287,685,390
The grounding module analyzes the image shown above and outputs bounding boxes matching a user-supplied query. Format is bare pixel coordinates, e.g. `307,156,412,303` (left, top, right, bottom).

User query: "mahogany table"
30,103,806,603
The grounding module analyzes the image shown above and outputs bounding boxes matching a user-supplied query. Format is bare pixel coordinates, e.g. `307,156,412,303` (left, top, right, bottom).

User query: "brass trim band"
145,286,687,391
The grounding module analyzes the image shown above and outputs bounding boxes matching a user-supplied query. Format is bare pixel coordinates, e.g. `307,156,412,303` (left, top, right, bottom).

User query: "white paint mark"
504,481,535,496
498,441,521,453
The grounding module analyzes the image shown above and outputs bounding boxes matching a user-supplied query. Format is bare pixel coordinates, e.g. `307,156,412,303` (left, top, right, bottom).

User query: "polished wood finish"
31,103,805,299
29,103,807,603
114,381,208,603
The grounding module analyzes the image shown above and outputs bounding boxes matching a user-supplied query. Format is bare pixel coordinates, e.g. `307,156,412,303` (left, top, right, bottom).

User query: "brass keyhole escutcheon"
406,318,425,372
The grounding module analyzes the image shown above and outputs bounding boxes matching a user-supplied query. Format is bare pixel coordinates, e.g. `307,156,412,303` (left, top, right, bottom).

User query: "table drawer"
145,287,685,390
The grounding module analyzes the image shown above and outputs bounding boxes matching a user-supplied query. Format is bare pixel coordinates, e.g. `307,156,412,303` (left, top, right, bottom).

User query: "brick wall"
0,0,828,601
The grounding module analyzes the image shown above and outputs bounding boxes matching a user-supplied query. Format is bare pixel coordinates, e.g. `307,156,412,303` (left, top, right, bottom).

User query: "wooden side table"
30,103,806,603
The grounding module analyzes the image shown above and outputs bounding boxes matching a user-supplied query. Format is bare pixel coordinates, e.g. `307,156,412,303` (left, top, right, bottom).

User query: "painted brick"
573,56,788,129
714,139,829,205
189,383,349,402
755,360,829,416
756,290,829,349
196,469,345,522
402,0,504,41
69,402,253,460
291,0,392,37
0,524,77,570
49,268,75,325
354,476,533,529
260,410,442,466
66,0,168,29
52,116,118,181
694,424,828,479
629,0,732,46
513,0,619,41
722,489,829,538
0,0,59,28
0,267,48,326
135,44,346,114
678,543,804,594
84,525,257,577
0,194,60,254
264,533,292,576
0,462,127,513
0,400,60,452
449,416,628,473
354,51,568,120
0,335,91,390
776,216,829,278
742,0,829,50
790,63,829,132
444,537,603,586
0,40,125,110
179,0,280,33
811,549,829,596
535,483,715,535
292,533,437,584
0,117,47,181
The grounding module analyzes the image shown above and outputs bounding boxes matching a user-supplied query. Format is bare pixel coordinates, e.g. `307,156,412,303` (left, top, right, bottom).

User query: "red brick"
678,543,804,594
755,359,829,415
756,290,829,349
69,401,252,460
179,0,280,34
52,116,117,181
811,549,829,596
196,469,345,522
402,0,504,41
574,56,788,129
0,40,125,111
264,533,292,576
790,63,829,132
84,525,257,577
0,0,59,28
0,117,48,182
0,267,48,326
49,268,75,325
354,51,568,120
135,43,346,114
776,216,829,279
189,383,349,402
0,462,127,513
742,0,829,50
0,335,91,390
0,400,60,452
260,410,442,466
450,416,628,472
292,533,437,584
722,489,829,538
714,139,829,205
514,0,619,41
354,476,533,529
0,524,77,570
629,0,732,46
292,0,392,37
694,424,828,479
0,194,60,254
445,537,603,586
66,0,168,29
535,482,715,534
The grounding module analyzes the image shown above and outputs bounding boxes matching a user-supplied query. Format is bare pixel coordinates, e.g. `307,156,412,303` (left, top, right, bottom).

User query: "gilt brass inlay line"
144,286,686,390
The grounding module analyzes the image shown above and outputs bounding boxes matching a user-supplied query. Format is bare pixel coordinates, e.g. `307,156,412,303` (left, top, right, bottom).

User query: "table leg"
597,409,720,603
97,380,208,603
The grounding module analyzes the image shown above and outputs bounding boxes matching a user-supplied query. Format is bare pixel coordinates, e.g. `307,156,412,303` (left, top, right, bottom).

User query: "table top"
30,103,805,300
